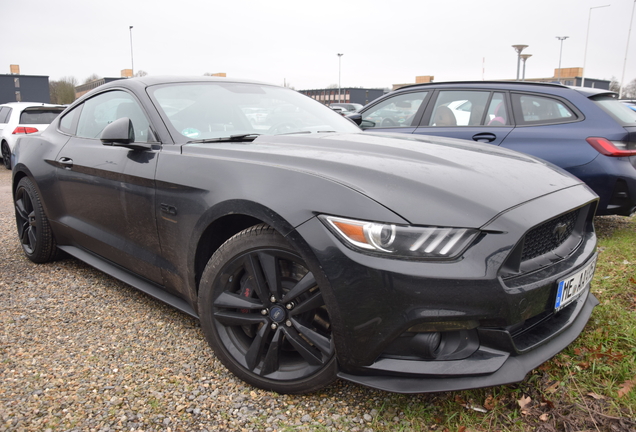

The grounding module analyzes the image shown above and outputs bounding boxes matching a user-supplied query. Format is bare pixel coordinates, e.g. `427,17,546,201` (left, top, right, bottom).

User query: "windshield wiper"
188,133,261,143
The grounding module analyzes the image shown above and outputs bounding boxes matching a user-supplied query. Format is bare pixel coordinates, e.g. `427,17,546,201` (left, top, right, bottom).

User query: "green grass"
345,216,636,432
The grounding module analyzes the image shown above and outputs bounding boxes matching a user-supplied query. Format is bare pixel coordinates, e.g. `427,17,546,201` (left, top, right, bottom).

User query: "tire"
199,224,337,394
14,177,59,263
2,142,11,170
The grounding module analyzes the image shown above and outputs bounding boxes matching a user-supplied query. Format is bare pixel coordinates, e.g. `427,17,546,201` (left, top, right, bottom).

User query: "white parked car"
0,102,66,169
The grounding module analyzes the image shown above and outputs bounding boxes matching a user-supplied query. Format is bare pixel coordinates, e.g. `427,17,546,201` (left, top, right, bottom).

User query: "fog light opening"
411,332,442,359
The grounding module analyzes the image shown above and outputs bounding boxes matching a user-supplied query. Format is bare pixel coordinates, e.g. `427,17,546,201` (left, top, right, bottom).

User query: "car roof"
389,81,617,98
0,102,65,109
77,76,279,103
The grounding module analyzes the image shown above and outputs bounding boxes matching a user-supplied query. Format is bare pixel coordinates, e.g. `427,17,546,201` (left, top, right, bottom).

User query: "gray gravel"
3,166,629,432
0,168,416,432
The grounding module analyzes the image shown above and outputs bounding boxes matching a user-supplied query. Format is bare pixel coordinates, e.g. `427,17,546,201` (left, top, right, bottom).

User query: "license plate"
555,255,597,312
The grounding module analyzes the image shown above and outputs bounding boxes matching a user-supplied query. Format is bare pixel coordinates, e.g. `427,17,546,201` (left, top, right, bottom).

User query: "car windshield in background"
19,108,64,125
591,96,636,126
148,82,360,142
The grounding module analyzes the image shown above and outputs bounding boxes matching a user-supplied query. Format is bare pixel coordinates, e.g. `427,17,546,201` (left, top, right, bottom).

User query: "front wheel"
14,177,59,263
199,224,337,394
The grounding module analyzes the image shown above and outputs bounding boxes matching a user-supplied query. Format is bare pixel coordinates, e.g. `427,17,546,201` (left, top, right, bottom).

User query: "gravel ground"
0,167,408,432
1,166,633,432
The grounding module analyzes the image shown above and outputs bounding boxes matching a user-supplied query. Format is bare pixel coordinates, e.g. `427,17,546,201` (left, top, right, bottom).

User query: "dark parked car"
329,102,364,113
12,76,599,394
349,82,636,217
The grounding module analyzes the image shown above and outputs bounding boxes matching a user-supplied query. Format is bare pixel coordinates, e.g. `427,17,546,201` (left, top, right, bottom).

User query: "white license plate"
554,255,597,312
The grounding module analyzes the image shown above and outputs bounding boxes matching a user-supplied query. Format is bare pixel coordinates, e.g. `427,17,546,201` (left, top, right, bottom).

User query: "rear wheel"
2,142,11,170
199,224,337,394
14,177,58,263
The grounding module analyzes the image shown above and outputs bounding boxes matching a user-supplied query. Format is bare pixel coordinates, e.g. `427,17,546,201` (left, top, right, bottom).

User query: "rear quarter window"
511,93,579,125
0,107,12,123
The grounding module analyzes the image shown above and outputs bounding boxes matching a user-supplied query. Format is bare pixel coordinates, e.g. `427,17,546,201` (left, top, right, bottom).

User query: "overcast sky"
2,0,635,90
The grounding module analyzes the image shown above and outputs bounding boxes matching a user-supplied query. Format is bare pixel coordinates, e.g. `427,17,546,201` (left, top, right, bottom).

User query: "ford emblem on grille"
553,222,569,242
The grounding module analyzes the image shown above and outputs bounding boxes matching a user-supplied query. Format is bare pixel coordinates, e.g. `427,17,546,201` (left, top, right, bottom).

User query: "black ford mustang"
12,77,599,394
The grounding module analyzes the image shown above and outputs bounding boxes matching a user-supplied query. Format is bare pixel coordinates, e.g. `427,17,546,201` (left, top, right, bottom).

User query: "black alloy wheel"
199,224,337,394
2,142,11,170
14,177,58,263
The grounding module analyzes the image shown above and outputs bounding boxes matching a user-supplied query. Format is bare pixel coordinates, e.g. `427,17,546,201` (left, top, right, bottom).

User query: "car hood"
185,132,584,227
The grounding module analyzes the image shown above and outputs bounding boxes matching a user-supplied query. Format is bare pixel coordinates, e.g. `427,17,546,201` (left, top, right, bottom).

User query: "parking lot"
1,164,635,432
0,166,401,431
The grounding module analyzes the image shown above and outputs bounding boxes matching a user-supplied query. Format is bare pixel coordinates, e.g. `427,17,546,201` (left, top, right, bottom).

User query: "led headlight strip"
320,215,479,260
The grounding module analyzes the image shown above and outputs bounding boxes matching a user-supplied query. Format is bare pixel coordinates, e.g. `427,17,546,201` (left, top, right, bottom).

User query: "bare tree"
49,76,78,104
623,78,636,99
326,84,338,89
610,76,621,93
134,70,148,77
83,73,102,84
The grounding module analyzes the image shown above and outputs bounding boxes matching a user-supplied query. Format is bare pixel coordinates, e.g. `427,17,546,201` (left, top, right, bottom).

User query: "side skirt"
57,245,199,319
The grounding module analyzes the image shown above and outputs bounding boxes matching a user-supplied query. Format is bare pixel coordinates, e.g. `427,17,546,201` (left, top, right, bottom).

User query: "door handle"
58,157,73,169
472,133,497,143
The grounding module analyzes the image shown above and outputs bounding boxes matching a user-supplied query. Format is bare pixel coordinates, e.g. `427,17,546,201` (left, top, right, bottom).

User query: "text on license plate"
555,256,597,312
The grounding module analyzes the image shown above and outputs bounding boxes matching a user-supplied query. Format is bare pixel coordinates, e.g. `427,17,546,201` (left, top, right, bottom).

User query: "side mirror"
101,117,152,151
346,113,362,126
101,117,135,144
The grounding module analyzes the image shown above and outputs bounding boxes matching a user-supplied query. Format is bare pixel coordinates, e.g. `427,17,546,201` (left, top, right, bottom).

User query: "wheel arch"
191,199,308,294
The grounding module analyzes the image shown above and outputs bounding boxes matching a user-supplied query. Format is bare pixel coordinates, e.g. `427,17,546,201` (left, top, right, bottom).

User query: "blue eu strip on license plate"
555,255,597,312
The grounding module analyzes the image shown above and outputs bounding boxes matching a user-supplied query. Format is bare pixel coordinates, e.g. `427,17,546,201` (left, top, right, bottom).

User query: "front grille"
521,209,580,262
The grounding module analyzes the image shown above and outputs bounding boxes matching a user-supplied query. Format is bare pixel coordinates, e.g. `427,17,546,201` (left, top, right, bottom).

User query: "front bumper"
337,290,597,393
293,185,599,393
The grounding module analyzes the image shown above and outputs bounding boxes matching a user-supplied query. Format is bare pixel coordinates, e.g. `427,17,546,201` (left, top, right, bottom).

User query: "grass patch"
363,216,636,432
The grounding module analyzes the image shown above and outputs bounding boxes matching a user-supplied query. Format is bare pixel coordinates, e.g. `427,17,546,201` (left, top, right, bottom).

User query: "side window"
361,91,428,128
513,93,576,124
76,90,153,142
0,107,13,124
485,92,509,126
429,91,490,127
59,105,81,134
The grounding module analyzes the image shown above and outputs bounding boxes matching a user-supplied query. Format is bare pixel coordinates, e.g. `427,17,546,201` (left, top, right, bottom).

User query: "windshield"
148,82,361,142
591,95,636,126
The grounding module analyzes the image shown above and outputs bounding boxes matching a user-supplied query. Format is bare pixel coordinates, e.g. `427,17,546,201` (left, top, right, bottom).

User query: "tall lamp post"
555,36,569,83
512,45,528,81
337,53,343,103
129,26,135,77
520,54,532,81
620,0,635,99
582,4,610,88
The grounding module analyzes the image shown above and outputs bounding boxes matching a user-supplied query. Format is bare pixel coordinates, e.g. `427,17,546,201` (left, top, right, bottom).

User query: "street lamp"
129,26,134,77
337,53,343,103
512,45,528,81
620,0,636,99
520,54,532,81
555,36,569,83
582,4,610,88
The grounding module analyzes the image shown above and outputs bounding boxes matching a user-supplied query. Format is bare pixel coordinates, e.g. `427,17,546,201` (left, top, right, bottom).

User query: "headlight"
319,215,479,260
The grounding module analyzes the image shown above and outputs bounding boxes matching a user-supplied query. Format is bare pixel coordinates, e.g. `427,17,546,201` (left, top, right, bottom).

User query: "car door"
359,91,430,133
54,89,164,284
500,92,598,169
413,90,514,145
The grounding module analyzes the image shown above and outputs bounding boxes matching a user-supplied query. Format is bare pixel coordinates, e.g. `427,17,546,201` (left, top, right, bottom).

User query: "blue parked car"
349,82,636,216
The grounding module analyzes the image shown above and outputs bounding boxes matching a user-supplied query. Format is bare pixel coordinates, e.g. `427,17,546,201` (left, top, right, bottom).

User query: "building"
75,77,126,99
0,65,50,104
523,67,610,89
392,75,435,90
299,87,386,106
